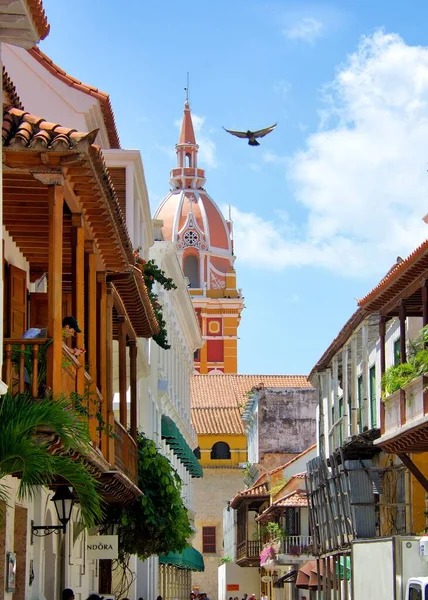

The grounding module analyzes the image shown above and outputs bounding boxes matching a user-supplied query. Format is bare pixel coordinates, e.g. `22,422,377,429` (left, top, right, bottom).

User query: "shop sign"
86,535,118,559
226,585,240,591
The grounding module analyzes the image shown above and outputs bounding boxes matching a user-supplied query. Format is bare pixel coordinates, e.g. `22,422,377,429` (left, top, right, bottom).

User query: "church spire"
179,102,196,145
170,100,206,190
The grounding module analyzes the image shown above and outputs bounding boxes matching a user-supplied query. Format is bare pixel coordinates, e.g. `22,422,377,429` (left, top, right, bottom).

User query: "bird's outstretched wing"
252,123,277,139
222,126,249,139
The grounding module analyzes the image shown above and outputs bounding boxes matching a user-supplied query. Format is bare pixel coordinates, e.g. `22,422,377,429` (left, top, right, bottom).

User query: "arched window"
210,441,231,460
183,255,199,288
185,153,192,167
193,447,201,459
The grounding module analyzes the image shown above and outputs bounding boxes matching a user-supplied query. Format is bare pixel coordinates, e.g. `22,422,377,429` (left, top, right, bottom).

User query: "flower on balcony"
260,544,276,565
289,545,301,556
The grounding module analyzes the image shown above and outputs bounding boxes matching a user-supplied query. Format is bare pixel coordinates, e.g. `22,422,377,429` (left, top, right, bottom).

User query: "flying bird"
222,123,277,146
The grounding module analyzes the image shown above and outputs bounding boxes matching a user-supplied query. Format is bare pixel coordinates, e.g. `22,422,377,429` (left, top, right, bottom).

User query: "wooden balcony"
277,535,314,564
2,337,139,494
236,540,260,567
114,420,138,485
377,375,428,453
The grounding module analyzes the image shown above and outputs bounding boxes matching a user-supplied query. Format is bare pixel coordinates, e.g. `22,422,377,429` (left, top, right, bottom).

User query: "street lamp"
31,486,74,544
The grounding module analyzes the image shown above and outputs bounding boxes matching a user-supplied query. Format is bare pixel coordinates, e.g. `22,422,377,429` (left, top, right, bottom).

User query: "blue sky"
41,1,428,374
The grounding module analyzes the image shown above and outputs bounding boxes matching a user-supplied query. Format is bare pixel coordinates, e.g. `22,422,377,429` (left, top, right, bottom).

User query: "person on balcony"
23,316,85,357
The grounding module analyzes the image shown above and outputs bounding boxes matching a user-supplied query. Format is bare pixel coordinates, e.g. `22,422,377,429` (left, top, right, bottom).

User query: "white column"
361,321,369,431
342,345,349,440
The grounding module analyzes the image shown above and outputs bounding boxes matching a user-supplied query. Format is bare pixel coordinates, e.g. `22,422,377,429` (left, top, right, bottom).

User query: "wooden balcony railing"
3,337,139,487
236,540,260,561
114,419,138,485
3,338,49,398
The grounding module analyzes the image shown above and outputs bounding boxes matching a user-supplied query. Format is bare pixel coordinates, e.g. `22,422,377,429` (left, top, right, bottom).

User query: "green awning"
161,415,203,478
159,546,205,572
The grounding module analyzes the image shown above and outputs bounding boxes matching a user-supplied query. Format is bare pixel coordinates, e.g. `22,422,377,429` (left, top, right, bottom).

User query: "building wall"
193,469,245,600
218,562,261,600
258,388,317,460
3,45,111,147
198,434,247,469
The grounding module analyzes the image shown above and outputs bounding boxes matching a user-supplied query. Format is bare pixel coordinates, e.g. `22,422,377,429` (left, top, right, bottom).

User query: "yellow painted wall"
411,453,428,534
198,433,247,467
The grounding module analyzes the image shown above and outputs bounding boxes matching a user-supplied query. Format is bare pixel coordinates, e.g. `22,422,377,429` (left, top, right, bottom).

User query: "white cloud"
174,113,218,168
228,31,428,278
283,17,324,44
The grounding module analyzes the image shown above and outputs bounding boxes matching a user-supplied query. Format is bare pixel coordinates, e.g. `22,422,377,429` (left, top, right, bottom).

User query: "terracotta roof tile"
2,107,95,148
358,239,428,310
25,0,50,40
28,46,120,148
230,481,269,509
3,69,23,110
257,490,308,520
191,407,244,435
191,374,312,436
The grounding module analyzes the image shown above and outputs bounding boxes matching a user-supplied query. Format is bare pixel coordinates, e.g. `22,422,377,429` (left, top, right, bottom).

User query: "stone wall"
192,468,244,600
258,388,317,460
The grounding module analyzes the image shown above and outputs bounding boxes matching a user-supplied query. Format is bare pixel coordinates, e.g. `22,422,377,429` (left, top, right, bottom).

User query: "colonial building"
221,445,317,600
190,375,314,600
305,245,428,598
136,229,204,600
154,100,244,374
0,33,205,600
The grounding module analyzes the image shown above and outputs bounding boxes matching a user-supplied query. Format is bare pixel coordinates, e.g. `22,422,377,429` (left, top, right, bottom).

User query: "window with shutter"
202,526,216,553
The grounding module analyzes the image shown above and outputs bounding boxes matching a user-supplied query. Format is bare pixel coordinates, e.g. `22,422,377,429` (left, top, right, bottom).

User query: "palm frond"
49,456,104,528
0,392,103,527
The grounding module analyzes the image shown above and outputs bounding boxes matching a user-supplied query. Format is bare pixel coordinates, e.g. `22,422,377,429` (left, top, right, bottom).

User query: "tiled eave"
0,0,49,47
2,107,134,272
108,268,159,339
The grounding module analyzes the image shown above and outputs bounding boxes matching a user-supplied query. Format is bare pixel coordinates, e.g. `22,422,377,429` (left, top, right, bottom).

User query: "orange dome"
154,101,235,288
155,189,232,255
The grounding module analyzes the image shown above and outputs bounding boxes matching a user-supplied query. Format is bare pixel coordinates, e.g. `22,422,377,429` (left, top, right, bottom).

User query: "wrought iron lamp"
31,486,74,543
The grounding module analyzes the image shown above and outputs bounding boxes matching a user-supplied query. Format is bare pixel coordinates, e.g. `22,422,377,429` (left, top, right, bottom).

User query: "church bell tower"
154,101,244,374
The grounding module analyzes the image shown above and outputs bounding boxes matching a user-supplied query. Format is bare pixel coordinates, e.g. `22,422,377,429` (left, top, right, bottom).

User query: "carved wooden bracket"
32,172,64,186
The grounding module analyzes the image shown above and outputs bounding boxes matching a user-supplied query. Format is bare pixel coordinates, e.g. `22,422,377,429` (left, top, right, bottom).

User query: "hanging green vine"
103,431,192,561
134,249,177,350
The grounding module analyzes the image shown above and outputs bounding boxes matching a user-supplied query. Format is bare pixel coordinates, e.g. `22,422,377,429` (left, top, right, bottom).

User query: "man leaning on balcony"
23,316,85,357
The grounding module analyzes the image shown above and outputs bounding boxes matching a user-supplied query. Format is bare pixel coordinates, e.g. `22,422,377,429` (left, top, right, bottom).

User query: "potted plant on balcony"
382,326,428,398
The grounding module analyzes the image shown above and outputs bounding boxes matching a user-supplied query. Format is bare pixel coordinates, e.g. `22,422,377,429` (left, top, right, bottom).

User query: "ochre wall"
198,434,247,468
411,452,428,534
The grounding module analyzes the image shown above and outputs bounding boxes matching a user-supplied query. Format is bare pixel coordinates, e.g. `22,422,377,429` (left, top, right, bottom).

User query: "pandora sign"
86,535,119,559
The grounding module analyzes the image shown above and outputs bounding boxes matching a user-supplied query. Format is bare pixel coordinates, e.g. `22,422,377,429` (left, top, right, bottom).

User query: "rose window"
184,230,199,246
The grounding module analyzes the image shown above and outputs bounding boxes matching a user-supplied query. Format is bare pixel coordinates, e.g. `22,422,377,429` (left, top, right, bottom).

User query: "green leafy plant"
103,431,192,561
134,249,177,349
219,554,233,564
382,327,428,396
259,521,285,542
0,392,103,528
382,362,418,395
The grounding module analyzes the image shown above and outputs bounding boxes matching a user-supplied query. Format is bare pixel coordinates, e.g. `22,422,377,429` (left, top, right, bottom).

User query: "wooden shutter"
202,526,216,553
8,265,27,338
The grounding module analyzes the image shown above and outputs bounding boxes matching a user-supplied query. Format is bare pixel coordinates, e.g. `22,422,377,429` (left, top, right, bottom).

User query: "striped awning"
161,415,203,478
159,546,204,571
